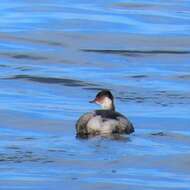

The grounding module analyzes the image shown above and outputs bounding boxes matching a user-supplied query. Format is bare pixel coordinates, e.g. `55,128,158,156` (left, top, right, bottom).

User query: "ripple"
129,75,148,79
6,74,97,87
0,52,46,60
151,132,166,136
0,151,50,163
12,54,45,60
177,75,190,80
117,90,190,106
82,49,190,56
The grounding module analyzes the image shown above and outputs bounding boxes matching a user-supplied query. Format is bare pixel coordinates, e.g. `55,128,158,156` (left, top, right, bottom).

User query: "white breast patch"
87,116,118,134
87,116,102,131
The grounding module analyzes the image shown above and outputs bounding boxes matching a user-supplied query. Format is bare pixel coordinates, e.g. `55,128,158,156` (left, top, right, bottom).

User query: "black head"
95,90,114,100
89,89,114,103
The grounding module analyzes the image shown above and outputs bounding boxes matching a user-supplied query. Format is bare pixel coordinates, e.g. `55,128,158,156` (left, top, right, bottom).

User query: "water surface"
0,0,190,189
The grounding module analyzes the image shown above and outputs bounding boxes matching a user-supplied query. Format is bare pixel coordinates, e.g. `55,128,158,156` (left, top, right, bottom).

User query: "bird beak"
89,98,96,103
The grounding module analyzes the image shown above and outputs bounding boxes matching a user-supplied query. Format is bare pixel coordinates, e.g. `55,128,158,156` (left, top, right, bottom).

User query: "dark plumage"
95,90,114,101
76,90,134,138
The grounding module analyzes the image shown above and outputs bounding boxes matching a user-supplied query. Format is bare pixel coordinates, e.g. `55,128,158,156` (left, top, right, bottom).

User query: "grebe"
76,90,134,137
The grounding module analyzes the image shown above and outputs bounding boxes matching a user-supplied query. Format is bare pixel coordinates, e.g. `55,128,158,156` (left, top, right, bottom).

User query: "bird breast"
87,116,118,134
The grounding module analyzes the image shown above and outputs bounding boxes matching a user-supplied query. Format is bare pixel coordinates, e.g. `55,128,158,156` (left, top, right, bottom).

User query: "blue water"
0,0,190,189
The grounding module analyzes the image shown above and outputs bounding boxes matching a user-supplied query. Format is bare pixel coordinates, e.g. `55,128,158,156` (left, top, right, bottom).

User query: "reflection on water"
0,0,190,189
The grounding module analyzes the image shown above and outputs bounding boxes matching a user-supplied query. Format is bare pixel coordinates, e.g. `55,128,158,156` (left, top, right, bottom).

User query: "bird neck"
101,97,115,111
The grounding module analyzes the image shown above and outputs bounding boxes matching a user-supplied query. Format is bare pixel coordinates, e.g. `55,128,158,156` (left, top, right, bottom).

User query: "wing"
116,116,135,134
76,112,94,137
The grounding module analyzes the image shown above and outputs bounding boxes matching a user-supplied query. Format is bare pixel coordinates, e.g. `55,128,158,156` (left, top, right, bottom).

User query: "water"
0,0,190,189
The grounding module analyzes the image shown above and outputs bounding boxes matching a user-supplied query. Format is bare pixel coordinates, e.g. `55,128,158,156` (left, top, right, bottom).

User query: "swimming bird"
76,90,134,137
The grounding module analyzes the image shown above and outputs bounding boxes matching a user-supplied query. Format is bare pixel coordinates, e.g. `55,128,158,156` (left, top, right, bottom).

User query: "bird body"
76,90,134,137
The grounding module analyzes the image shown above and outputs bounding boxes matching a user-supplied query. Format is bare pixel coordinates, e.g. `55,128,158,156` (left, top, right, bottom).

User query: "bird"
76,89,134,138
